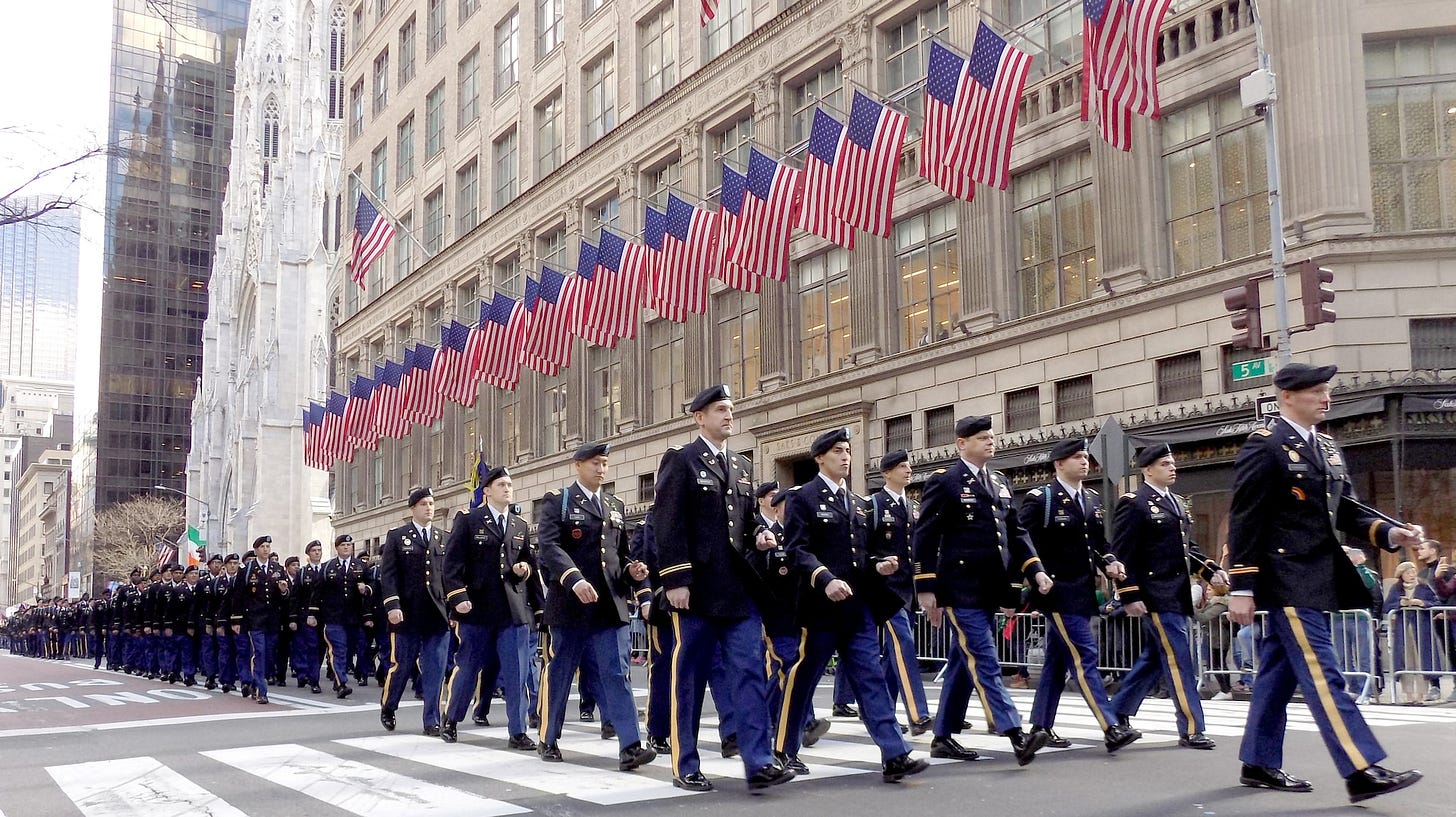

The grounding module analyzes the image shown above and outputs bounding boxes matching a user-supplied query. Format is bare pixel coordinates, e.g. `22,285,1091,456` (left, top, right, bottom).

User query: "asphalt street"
1,651,1452,817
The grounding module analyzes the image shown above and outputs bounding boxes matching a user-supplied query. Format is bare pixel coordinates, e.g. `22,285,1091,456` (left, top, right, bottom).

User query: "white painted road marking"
46,756,248,817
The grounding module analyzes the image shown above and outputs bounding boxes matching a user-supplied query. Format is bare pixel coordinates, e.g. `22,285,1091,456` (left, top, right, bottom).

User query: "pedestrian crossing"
27,690,1456,816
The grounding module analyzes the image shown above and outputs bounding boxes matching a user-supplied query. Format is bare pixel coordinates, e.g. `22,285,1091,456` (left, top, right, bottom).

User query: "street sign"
1231,358,1271,382
1257,396,1280,422
1090,416,1128,484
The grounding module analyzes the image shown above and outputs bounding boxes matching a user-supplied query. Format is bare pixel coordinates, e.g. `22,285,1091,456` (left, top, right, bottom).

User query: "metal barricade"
1385,605,1455,705
1191,609,1378,702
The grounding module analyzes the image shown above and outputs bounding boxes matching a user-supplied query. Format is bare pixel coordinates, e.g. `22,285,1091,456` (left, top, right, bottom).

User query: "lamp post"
152,485,211,559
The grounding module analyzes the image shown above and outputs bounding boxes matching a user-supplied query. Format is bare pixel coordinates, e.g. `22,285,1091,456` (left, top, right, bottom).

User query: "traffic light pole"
1251,1,1292,367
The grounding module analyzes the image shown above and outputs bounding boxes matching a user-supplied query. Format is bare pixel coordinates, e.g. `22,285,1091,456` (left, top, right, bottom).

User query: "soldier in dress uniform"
535,441,656,772
159,564,195,684
1020,438,1141,752
213,555,241,693
440,467,538,748
91,589,112,670
293,541,325,693
1227,363,1424,802
274,556,301,686
1109,442,1222,750
115,568,141,672
229,537,290,704
310,534,373,698
652,385,793,792
362,551,386,686
379,487,452,736
629,511,673,755
775,428,928,783
868,450,932,736
196,556,223,688
913,415,1054,767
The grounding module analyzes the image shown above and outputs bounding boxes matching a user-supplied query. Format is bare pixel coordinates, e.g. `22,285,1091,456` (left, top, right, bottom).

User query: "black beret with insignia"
130,567,143,576
207,554,223,564
771,489,791,507
251,535,272,549
223,553,240,564
284,556,299,567
955,415,993,438
755,481,779,499
184,565,199,575
689,384,732,413
482,463,510,487
573,441,610,461
879,449,909,472
1273,362,1337,391
1134,443,1173,468
810,427,851,458
1050,437,1088,462
408,486,434,507
334,533,354,547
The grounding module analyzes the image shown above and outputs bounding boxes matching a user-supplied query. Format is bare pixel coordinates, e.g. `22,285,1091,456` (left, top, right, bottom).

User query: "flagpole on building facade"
957,1,1079,71
347,171,435,260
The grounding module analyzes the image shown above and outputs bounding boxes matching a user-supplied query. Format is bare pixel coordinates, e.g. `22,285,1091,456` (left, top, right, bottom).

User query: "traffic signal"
1222,279,1264,350
1299,262,1336,327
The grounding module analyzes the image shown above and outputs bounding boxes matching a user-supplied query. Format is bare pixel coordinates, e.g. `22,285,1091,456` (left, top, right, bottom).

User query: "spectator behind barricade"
1384,561,1442,704
1340,546,1382,704
1413,539,1455,701
1096,580,1135,691
1194,580,1233,699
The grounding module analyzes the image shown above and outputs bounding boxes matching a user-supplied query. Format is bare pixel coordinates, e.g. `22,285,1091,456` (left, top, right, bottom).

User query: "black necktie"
592,494,604,517
717,452,729,478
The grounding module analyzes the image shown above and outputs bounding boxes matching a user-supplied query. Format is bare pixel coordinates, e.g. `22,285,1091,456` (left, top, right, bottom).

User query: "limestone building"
190,0,341,554
326,0,1456,573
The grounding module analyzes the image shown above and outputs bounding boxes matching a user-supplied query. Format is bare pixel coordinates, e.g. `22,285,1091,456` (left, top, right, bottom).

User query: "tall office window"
425,82,445,158
716,289,760,398
536,91,563,177
639,6,676,105
538,0,563,55
582,51,616,146
648,320,685,422
427,0,447,57
882,2,948,119
798,247,851,379
455,160,478,237
788,63,842,145
458,48,480,129
1365,35,1456,232
372,50,389,114
895,203,959,349
495,9,519,96
1014,150,1097,316
398,15,416,87
493,127,518,208
704,0,748,60
396,115,415,183
1163,90,1269,274
424,186,445,253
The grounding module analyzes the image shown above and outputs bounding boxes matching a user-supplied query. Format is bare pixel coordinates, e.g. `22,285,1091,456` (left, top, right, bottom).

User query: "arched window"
261,96,280,189
328,4,346,120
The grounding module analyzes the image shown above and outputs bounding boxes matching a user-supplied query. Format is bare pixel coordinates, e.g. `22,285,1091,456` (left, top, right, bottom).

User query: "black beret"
573,441,610,461
284,556,300,567
1273,362,1337,391
771,489,790,507
251,535,272,548
149,569,162,576
1050,438,1088,462
755,481,779,499
334,534,354,547
304,540,322,551
689,384,733,413
223,554,240,564
1135,443,1173,468
183,565,199,575
207,554,222,564
408,486,434,507
879,449,909,472
165,563,181,572
483,464,510,486
129,567,142,576
955,415,993,438
810,427,852,458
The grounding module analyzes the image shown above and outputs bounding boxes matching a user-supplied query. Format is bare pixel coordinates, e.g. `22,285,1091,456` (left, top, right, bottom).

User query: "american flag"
713,165,761,293
1082,0,1174,151
833,91,907,238
344,374,377,451
700,0,717,26
657,194,718,322
368,364,390,445
407,344,443,425
731,150,802,282
350,193,395,290
481,290,530,390
935,26,1033,191
571,240,616,347
797,109,857,249
321,392,349,464
302,403,325,470
643,205,669,315
525,267,582,374
436,321,476,406
920,41,978,200
593,228,650,342
376,360,410,438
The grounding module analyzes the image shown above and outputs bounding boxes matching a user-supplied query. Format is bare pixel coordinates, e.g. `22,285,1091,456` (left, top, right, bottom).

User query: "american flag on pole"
525,267,582,374
797,109,856,249
303,402,325,470
406,344,443,425
942,25,1033,191
700,0,717,26
322,391,350,463
921,41,978,200
730,149,802,282
644,205,669,315
1082,0,1174,151
436,321,476,405
592,228,650,342
376,360,410,438
344,374,377,450
571,240,617,347
656,194,718,322
368,364,390,445
350,193,395,290
713,166,761,293
397,346,419,428
833,91,907,238
481,290,530,390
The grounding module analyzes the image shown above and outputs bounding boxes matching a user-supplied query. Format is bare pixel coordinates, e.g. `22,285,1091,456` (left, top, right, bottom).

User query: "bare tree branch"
0,137,109,229
90,495,185,584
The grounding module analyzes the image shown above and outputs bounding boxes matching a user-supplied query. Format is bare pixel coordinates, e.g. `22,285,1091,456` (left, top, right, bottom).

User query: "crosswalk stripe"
201,744,528,817
338,734,697,805
46,756,248,817
547,728,870,782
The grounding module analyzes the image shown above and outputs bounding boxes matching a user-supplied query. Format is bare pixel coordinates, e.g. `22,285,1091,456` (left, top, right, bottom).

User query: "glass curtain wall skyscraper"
0,200,80,381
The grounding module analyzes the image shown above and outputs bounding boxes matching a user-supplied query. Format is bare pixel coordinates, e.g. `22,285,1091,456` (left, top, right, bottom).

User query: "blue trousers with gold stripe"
767,632,817,734
540,623,640,750
382,626,449,728
442,622,526,732
776,603,911,762
646,620,673,740
934,607,1022,737
1241,607,1386,777
1031,612,1116,732
669,610,773,778
880,608,930,724
1111,612,1204,736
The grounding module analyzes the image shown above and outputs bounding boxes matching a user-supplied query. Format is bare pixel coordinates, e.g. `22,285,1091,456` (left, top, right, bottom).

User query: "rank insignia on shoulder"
1253,428,1273,437
933,468,947,475
1028,488,1043,497
1121,492,1136,499
545,489,561,497
669,444,684,451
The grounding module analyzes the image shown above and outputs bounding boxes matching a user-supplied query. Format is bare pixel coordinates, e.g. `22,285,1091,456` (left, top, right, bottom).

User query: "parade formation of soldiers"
0,363,1426,804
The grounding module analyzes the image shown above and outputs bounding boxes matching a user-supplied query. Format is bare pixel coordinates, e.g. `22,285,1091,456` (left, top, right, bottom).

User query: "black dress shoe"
528,714,541,730
747,762,796,790
256,696,270,705
221,684,235,694
439,720,457,742
298,678,307,688
831,704,858,718
882,753,929,783
1178,732,1216,750
929,736,980,761
774,752,809,775
673,772,714,792
1031,727,1071,749
960,720,973,731
184,675,196,687
205,677,217,690
508,733,537,751
1116,714,1131,729
1239,764,1314,793
473,715,489,726
1104,723,1142,753
579,710,595,722
720,734,739,758
802,718,830,747
380,709,397,732
336,684,353,699
601,721,617,740
539,743,563,762
619,741,656,771
1346,765,1422,803
423,725,442,737
649,736,671,754
310,684,322,694
909,717,932,736
1010,728,1049,767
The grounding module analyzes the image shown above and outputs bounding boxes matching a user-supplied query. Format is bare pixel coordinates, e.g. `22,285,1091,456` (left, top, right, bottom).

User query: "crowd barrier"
1384,605,1456,704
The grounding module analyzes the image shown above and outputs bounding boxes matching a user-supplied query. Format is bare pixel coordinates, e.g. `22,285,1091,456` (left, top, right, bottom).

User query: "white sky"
0,2,114,431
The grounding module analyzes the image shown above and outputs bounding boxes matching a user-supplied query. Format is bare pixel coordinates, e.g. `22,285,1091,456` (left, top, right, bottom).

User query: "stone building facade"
326,0,1456,574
